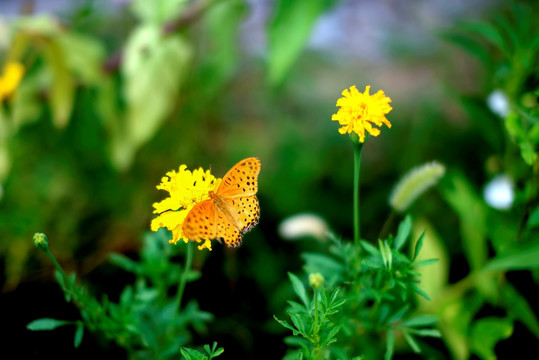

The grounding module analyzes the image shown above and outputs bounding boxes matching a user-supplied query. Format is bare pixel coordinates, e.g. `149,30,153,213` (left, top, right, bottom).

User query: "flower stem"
353,142,364,248
313,288,320,337
44,247,69,282
175,241,194,313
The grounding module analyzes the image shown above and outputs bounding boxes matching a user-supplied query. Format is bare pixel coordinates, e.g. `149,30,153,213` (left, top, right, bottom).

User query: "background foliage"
1,0,539,358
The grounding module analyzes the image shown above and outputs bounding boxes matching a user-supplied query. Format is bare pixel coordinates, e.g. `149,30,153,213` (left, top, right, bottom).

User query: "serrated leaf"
394,215,412,250
290,313,307,336
288,272,309,308
321,326,341,347
27,318,71,331
74,322,84,348
274,315,297,333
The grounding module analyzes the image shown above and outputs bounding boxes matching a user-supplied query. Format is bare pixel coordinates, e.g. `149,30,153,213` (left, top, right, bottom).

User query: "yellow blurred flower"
331,85,392,142
0,61,25,101
151,164,222,251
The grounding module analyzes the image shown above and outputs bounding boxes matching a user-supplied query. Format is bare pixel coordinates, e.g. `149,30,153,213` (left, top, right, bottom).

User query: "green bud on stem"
33,233,49,251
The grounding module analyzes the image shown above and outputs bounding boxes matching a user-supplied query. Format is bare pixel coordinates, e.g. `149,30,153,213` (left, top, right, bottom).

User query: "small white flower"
278,213,328,241
483,174,514,210
487,90,510,118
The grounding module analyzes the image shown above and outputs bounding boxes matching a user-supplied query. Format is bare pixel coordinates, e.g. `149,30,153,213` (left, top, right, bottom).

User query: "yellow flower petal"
0,61,25,101
151,163,221,251
331,85,392,142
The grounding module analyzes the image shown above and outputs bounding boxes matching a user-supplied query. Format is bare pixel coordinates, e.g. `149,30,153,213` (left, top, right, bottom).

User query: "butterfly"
182,157,261,247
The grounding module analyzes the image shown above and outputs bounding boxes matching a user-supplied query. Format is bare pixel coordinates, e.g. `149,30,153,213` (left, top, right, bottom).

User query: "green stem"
45,247,69,282
175,241,194,313
313,288,319,337
353,142,364,251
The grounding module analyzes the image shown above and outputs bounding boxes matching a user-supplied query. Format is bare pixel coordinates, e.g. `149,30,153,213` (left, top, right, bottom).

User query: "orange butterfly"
182,157,261,247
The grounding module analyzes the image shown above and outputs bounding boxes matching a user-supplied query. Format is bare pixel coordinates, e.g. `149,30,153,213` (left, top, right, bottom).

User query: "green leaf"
321,326,341,347
180,347,208,360
407,328,442,338
274,315,297,333
288,272,309,308
402,315,438,327
483,240,539,272
394,214,412,250
267,0,334,85
10,70,43,131
385,330,394,360
289,313,308,336
440,32,492,67
200,0,246,98
387,305,409,324
74,322,84,348
412,285,430,301
439,172,488,270
58,32,106,85
42,39,75,129
119,26,191,169
470,317,513,360
459,21,510,57
27,318,72,331
413,258,439,267
519,141,537,166
360,240,380,257
500,283,539,337
412,231,425,261
402,330,421,353
109,253,141,273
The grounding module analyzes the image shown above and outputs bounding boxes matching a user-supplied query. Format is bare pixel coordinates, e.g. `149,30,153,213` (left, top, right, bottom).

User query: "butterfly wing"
223,195,260,234
182,199,217,241
216,157,260,198
183,197,244,247
214,208,243,247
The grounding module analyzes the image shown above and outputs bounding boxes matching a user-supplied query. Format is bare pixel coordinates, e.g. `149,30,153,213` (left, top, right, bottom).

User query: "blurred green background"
1,0,539,358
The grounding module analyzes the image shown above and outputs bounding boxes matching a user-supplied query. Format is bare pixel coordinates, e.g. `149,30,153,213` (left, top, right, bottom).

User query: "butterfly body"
182,157,261,248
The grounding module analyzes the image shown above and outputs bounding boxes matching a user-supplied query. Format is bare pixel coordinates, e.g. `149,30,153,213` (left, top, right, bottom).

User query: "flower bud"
309,273,324,289
33,233,49,251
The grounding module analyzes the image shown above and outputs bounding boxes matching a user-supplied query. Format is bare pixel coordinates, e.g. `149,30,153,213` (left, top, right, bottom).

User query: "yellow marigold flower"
151,164,222,251
0,61,25,101
331,85,392,142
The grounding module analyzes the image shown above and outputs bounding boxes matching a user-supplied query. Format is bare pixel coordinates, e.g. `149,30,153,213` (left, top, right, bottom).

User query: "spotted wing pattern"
224,195,260,235
214,208,243,247
182,199,217,241
182,157,261,248
217,157,260,198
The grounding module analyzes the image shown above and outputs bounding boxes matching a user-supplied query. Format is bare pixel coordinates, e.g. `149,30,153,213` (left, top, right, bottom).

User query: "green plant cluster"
276,216,441,360
28,230,214,359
